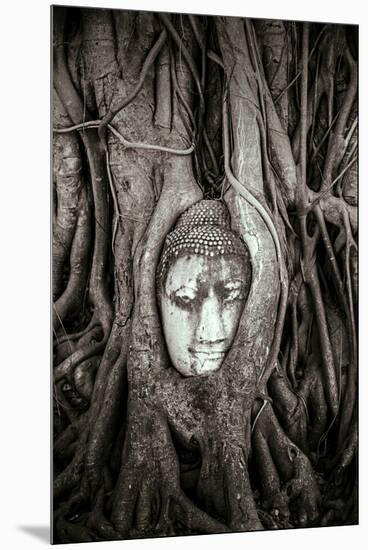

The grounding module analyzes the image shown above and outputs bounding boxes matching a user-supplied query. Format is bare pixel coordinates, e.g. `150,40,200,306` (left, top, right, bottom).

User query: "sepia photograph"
51,4,358,544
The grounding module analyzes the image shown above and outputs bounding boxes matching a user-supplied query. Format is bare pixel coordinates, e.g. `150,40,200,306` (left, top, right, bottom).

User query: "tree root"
252,427,290,521
268,369,308,453
253,403,321,527
86,478,120,540
298,214,339,416
52,104,84,301
54,447,85,499
55,517,97,543
53,186,91,330
85,340,129,499
111,413,230,538
54,414,86,462
98,28,168,145
53,328,106,383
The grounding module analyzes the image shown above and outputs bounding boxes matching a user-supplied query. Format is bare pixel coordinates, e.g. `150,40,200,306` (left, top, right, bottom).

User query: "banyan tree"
52,6,358,543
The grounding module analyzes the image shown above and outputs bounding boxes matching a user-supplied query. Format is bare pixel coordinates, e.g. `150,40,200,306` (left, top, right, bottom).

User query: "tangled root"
253,403,321,527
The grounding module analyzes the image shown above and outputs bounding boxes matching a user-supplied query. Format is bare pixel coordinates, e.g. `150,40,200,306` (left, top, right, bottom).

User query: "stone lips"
157,200,250,282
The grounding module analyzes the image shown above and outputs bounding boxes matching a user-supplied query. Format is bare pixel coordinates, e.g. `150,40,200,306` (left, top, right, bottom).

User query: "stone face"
159,254,249,377
157,199,252,378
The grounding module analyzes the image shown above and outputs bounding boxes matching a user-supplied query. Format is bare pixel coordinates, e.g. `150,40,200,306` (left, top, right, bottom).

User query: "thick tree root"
111,412,230,538
53,186,91,330
253,404,321,527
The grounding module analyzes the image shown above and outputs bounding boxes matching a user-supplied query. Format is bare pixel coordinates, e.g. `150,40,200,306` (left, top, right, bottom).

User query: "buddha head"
157,200,252,377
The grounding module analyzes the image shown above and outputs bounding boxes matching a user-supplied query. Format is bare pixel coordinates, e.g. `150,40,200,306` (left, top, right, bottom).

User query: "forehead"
165,254,247,291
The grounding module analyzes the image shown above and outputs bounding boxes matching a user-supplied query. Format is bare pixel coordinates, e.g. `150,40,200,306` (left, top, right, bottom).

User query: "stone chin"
182,351,227,377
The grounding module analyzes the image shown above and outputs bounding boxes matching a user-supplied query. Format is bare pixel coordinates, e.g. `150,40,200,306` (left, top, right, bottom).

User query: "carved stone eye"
172,287,197,307
174,294,193,307
221,281,246,304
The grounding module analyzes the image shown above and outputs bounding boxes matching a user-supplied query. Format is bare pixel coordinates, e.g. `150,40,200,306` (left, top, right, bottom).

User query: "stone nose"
195,293,225,346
